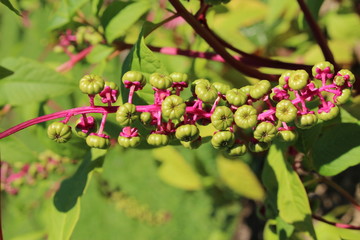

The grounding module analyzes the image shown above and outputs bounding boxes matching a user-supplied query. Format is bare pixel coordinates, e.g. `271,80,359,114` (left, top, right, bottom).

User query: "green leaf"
121,24,168,105
0,65,13,79
217,155,264,201
53,149,106,212
104,1,151,43
48,0,88,30
262,143,316,239
312,123,360,176
0,0,21,16
153,146,203,191
91,0,103,16
86,44,114,64
0,57,77,106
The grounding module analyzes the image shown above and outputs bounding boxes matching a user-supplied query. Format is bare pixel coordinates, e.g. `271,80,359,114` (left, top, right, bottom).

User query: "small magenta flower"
118,127,141,148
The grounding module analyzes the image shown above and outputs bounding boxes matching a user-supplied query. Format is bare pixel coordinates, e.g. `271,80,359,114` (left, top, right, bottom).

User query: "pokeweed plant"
0,0,360,239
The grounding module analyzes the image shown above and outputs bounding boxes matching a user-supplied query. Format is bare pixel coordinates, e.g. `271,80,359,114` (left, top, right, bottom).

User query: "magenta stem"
210,95,221,113
128,85,136,104
97,112,108,135
56,46,94,72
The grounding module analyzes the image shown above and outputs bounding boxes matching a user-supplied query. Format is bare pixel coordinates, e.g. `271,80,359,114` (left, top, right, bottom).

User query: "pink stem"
56,46,94,72
97,112,108,135
312,215,360,230
128,85,136,104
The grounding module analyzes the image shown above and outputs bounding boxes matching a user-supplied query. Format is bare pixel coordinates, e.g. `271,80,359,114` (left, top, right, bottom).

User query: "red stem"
312,215,360,230
56,46,94,72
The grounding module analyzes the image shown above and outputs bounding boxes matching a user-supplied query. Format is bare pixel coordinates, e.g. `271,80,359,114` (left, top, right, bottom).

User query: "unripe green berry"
149,73,173,89
248,141,270,152
312,61,334,77
86,134,110,149
211,131,235,150
288,70,309,90
275,100,298,123
335,89,351,105
277,130,298,142
211,106,234,130
118,136,141,148
253,122,276,143
79,74,105,95
181,137,202,149
295,113,317,129
191,79,210,92
161,95,186,120
212,82,231,95
226,88,247,106
334,69,356,86
317,106,339,121
279,71,294,87
195,81,218,103
116,103,138,126
226,142,247,157
175,124,199,142
47,122,72,143
170,72,189,84
240,85,252,96
122,71,146,88
147,133,169,146
140,112,152,125
249,80,271,99
234,105,258,129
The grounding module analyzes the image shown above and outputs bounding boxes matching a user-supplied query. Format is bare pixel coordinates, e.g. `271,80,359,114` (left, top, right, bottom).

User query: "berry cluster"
47,62,355,157
0,151,72,195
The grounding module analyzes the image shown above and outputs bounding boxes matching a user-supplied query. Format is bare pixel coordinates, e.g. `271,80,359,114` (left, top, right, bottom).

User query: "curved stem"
312,214,360,229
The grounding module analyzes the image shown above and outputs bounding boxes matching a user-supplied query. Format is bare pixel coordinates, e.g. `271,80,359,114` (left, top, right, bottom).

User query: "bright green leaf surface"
0,0,21,16
0,65,13,79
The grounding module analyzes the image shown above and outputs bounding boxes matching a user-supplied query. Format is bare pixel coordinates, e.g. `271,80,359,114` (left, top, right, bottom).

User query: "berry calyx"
116,103,138,126
275,100,297,123
312,61,334,79
234,105,258,129
47,122,72,143
253,122,276,143
288,70,309,90
211,106,234,130
122,71,146,89
161,95,186,120
86,133,110,149
75,116,97,138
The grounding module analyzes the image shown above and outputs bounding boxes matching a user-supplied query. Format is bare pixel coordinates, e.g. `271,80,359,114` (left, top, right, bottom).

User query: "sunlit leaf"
0,0,21,16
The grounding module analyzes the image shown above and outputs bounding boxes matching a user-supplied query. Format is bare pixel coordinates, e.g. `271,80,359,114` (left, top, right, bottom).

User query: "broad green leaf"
217,155,264,201
0,57,77,106
121,25,168,105
91,0,103,16
48,0,88,30
0,0,21,16
312,123,360,176
276,216,295,239
105,1,151,43
0,65,13,79
326,13,360,41
153,146,203,190
262,144,316,238
314,215,360,240
86,44,114,64
265,0,288,26
10,231,47,240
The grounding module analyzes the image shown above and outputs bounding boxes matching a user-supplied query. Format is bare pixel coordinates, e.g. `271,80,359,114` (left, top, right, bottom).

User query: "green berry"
279,71,294,87
211,131,235,150
79,74,105,95
147,133,169,146
288,70,309,90
140,112,152,125
195,81,218,103
181,137,202,149
248,141,270,152
234,105,258,129
212,82,231,95
175,124,199,142
253,122,276,143
118,136,141,148
275,100,298,123
149,73,173,89
116,103,138,126
122,71,146,88
161,95,186,120
75,116,97,138
191,79,210,92
249,80,271,99
277,130,298,143
295,113,318,129
334,69,356,86
316,106,339,121
240,85,252,96
226,88,247,106
226,142,247,157
312,61,334,77
211,106,234,130
335,89,351,105
170,72,189,84
47,122,72,143
86,134,110,149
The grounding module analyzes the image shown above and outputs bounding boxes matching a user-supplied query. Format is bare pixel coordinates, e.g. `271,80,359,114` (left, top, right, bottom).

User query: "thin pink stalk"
312,215,360,230
56,46,93,72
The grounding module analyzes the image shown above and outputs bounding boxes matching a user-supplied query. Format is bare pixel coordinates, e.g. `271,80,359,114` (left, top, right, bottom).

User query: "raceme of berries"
40,62,355,154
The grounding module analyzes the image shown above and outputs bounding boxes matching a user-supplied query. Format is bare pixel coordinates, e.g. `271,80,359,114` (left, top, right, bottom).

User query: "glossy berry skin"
253,122,276,143
226,88,247,106
250,80,271,99
161,95,186,120
175,124,199,142
295,113,318,129
47,122,72,143
122,71,146,88
140,112,152,125
279,71,293,87
170,72,189,84
118,136,141,148
240,85,252,96
288,70,309,90
181,137,202,149
86,134,110,149
116,103,138,126
275,100,298,123
211,106,234,130
248,141,270,153
211,131,235,150
195,81,218,103
212,82,231,95
234,105,258,129
277,130,298,142
147,133,169,146
226,143,247,157
79,74,105,95
317,106,339,121
191,79,209,92
149,73,173,89
335,89,351,105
